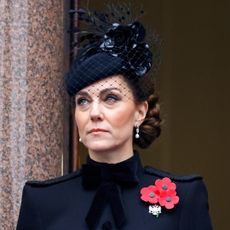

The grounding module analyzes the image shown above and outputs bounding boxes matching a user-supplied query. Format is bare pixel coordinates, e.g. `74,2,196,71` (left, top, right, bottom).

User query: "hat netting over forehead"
65,3,161,101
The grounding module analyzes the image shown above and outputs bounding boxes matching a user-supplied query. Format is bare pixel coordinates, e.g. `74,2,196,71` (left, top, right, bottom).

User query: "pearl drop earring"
135,126,140,139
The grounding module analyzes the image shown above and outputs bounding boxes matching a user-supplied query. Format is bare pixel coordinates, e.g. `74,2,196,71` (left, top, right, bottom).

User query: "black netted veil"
65,3,161,98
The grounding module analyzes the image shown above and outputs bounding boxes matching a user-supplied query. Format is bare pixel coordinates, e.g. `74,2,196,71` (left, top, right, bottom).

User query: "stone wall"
0,0,65,228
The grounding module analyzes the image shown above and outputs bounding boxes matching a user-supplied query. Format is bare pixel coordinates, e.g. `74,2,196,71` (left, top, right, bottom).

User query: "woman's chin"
85,141,114,153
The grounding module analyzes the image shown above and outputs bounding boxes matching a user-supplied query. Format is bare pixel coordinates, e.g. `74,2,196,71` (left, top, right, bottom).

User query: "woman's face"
75,75,147,161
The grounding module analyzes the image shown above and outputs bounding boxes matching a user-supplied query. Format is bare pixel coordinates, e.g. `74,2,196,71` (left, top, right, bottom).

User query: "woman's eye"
76,97,89,106
105,94,120,104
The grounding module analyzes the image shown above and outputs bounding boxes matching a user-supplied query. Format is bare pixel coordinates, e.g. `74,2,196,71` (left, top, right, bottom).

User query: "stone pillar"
0,0,65,229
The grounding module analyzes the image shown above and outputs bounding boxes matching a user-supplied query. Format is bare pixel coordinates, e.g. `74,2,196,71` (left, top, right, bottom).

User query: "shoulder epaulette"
26,170,81,187
144,166,202,182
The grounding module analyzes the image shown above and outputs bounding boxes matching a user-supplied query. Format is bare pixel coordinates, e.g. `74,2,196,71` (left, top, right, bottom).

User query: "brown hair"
124,74,161,148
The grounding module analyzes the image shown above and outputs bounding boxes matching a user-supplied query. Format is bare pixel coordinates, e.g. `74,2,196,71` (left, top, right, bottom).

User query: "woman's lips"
89,128,108,133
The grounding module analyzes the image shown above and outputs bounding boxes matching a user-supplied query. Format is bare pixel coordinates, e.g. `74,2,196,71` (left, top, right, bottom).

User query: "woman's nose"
90,101,103,121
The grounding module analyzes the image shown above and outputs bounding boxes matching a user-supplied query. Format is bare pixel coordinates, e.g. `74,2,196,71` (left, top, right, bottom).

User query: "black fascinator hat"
65,4,160,96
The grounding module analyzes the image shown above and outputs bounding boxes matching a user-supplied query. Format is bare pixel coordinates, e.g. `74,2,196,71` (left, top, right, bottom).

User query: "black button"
102,221,112,230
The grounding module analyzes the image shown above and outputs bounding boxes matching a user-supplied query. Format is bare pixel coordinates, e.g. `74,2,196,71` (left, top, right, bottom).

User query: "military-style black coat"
17,154,212,230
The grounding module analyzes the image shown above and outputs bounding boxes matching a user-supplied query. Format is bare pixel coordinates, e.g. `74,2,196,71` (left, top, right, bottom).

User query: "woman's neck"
88,149,134,164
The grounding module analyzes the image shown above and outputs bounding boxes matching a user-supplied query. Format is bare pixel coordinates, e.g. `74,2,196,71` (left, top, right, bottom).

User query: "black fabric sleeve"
16,184,42,230
179,179,213,230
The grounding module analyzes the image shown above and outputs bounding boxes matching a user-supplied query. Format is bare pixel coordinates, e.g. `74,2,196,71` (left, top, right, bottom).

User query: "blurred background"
0,0,229,229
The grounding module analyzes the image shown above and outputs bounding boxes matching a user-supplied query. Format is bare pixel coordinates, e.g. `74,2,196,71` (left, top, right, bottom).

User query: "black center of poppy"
166,197,171,202
162,184,168,190
149,192,155,198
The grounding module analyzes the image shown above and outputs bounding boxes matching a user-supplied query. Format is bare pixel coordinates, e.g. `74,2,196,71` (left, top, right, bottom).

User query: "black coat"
17,154,212,230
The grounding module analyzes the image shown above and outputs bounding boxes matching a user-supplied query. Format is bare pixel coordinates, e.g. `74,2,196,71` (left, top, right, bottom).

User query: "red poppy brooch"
140,177,179,217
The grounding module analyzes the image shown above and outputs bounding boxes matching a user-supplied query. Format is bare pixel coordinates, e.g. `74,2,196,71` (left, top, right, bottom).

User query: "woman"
17,5,212,230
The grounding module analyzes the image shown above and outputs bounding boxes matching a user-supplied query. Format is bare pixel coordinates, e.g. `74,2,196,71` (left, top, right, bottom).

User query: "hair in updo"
124,74,161,148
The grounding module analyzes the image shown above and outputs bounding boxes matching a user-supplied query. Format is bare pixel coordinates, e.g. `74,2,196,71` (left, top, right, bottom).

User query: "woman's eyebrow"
75,91,90,97
99,87,122,94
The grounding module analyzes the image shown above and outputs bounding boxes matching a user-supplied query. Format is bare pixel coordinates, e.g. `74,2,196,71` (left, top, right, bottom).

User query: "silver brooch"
149,205,162,217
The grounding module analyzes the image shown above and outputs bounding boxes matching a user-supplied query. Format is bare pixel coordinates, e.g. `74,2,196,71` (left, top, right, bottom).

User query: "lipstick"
89,128,107,133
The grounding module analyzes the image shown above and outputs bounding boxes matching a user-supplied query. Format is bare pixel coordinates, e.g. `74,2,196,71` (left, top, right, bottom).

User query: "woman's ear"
135,101,148,125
